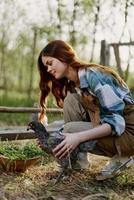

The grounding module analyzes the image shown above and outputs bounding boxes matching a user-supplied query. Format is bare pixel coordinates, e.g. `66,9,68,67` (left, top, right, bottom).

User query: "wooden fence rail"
0,121,64,141
0,106,63,113
0,128,35,141
0,106,64,141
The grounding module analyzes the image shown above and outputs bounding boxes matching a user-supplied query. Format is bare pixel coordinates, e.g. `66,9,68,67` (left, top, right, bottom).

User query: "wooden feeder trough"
0,155,41,172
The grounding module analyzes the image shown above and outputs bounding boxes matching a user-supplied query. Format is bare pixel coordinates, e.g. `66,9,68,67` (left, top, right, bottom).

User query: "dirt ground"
0,154,134,200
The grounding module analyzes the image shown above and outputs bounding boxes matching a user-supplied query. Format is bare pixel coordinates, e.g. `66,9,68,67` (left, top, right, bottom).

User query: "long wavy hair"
38,40,126,120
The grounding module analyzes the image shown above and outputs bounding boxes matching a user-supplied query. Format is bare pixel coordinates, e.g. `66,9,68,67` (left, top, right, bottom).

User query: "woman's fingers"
55,144,69,158
53,140,73,159
53,140,66,153
59,145,73,159
52,133,79,159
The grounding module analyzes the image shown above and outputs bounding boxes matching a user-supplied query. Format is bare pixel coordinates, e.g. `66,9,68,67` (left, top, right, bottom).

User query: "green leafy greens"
0,142,46,160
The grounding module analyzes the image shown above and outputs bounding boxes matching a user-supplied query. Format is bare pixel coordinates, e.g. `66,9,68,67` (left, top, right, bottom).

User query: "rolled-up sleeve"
86,70,125,136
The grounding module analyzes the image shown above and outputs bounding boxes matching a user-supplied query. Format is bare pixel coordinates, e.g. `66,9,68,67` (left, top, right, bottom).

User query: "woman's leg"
96,105,134,180
63,93,90,123
63,93,105,169
63,93,108,154
63,94,134,179
63,93,91,169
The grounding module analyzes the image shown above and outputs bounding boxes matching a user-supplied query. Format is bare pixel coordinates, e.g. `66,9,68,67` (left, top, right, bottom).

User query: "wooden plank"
100,40,110,66
0,106,63,113
110,41,134,46
0,129,36,141
0,120,64,141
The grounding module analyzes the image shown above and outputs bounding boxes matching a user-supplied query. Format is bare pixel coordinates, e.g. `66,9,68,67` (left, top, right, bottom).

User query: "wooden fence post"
112,44,124,79
100,40,110,66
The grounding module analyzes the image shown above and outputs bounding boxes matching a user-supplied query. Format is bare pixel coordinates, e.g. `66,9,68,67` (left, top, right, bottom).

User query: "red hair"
37,40,126,120
37,40,77,120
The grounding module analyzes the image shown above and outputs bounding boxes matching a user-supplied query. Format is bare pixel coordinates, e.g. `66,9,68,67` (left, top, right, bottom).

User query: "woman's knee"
63,93,90,122
63,121,92,133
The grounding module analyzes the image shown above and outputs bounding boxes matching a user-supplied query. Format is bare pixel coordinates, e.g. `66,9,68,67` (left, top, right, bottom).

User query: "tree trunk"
27,28,37,99
69,0,78,47
90,0,100,62
57,0,62,37
0,31,7,93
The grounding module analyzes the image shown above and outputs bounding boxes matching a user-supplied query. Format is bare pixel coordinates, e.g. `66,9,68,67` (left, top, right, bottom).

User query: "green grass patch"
0,141,47,160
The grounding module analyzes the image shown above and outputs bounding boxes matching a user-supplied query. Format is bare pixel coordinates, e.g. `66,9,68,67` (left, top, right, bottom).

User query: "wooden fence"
0,106,63,141
100,40,134,80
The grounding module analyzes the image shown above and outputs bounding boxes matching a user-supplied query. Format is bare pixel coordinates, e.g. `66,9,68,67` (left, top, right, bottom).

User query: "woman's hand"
53,133,81,159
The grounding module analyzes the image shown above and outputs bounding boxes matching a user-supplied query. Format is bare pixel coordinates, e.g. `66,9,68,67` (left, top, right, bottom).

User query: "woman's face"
42,56,68,79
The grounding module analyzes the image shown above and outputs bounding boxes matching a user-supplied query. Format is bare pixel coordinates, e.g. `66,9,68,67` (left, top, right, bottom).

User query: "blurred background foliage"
0,0,134,125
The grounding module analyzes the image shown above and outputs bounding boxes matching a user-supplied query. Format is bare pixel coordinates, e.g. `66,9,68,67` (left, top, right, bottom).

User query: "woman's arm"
53,123,112,159
86,69,126,136
77,123,112,142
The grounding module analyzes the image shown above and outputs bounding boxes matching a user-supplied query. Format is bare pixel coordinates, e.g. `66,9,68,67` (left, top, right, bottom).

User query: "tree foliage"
0,0,134,99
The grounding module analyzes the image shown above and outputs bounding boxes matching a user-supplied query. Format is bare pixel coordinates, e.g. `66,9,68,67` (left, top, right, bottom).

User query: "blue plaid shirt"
78,68,134,136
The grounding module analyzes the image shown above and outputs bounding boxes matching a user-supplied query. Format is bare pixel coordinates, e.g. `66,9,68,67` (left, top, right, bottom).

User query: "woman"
37,40,134,180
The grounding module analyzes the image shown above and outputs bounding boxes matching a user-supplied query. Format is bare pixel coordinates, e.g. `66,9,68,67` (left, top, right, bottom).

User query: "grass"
0,153,133,200
0,91,63,126
0,91,36,126
0,141,46,160
0,91,134,199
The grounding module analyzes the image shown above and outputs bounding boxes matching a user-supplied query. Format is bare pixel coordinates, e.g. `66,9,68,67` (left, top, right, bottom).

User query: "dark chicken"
27,121,96,183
